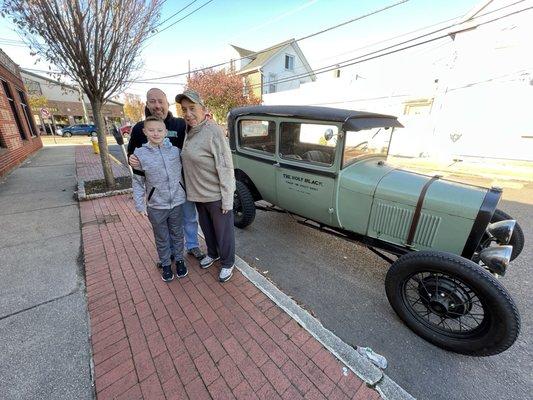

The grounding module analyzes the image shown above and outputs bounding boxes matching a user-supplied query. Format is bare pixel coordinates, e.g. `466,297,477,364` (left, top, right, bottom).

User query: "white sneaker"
219,266,234,282
200,255,220,269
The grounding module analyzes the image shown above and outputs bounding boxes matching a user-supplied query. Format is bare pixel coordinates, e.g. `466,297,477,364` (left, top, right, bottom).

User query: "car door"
71,124,83,135
234,118,278,204
275,120,340,226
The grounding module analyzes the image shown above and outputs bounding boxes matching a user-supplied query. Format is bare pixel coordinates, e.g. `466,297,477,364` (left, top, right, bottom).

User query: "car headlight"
479,245,512,276
487,220,516,244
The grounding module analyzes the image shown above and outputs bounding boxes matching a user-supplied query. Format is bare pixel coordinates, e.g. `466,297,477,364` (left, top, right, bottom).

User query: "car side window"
279,122,337,166
238,120,276,155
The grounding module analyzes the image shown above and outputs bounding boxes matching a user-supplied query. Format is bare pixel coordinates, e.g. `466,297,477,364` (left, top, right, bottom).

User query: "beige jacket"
181,119,235,209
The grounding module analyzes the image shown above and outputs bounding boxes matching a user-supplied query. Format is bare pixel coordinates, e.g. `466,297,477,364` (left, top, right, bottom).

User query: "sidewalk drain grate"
82,214,121,227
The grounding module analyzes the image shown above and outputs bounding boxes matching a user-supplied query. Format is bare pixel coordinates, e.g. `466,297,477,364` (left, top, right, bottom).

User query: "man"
128,88,205,263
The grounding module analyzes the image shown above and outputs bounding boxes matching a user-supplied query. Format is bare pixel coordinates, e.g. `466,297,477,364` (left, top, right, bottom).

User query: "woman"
175,89,236,283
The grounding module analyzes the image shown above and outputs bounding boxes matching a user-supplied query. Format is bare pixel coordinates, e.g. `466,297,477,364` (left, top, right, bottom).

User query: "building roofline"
20,69,124,106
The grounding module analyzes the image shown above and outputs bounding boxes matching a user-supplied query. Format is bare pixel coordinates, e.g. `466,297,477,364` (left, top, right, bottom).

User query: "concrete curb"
233,255,415,400
76,179,132,201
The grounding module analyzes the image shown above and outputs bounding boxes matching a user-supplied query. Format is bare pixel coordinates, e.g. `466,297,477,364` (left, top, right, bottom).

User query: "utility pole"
78,86,89,123
188,60,191,80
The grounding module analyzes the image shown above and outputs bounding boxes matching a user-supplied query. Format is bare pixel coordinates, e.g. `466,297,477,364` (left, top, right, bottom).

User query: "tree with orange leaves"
185,68,260,123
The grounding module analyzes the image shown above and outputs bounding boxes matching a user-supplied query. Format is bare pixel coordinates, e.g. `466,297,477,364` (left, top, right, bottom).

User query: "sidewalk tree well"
123,93,145,123
185,68,261,124
1,0,163,189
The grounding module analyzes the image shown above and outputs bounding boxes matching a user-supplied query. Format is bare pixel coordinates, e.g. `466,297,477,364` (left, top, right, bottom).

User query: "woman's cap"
175,89,205,106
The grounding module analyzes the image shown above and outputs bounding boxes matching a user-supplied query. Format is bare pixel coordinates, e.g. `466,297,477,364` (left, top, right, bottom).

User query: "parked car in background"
57,124,97,137
229,105,524,357
40,124,67,135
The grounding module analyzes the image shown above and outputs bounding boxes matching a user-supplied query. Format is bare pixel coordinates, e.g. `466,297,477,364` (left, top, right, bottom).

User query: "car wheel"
385,251,520,356
490,209,524,261
63,131,72,137
233,181,256,229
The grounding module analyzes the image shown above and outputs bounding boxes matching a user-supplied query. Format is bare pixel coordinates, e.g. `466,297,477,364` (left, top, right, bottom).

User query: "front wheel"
63,131,72,137
233,181,255,228
385,251,520,356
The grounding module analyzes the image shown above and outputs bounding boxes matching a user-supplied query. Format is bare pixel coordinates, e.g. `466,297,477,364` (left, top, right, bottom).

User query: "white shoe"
219,266,234,282
200,255,220,269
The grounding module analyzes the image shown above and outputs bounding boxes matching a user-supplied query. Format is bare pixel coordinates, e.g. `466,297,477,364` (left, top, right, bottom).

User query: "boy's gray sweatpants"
147,205,184,267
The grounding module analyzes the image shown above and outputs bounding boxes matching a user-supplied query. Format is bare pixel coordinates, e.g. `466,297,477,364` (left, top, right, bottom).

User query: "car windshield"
343,127,392,167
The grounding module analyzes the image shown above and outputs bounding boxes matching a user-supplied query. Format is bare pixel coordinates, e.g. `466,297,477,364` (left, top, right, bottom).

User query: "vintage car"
228,105,524,357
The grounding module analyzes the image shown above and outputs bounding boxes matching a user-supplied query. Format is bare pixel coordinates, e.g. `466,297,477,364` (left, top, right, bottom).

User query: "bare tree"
1,0,162,188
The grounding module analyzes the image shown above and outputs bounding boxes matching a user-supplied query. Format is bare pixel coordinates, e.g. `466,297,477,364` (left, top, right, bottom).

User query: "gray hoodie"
132,138,186,212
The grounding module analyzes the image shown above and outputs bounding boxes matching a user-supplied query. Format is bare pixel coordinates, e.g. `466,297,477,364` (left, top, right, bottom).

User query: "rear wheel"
233,181,255,228
385,251,520,356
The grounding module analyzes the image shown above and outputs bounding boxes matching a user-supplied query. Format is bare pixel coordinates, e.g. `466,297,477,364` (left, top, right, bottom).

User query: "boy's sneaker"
187,247,205,260
161,265,174,282
156,255,175,269
219,266,234,283
176,260,188,278
200,255,220,269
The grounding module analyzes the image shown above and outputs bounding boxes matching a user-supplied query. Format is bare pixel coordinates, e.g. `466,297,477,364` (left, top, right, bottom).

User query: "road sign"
40,108,51,119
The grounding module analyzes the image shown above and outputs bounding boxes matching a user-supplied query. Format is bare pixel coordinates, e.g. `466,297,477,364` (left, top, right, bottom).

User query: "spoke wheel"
386,251,520,356
405,272,486,337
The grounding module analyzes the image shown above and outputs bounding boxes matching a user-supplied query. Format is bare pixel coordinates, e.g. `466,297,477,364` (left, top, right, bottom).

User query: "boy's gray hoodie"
132,138,186,213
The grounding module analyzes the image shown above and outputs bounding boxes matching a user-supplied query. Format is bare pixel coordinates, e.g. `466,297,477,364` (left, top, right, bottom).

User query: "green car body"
228,105,523,357
229,106,497,258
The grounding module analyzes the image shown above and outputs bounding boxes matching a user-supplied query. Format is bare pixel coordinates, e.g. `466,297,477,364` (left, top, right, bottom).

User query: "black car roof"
229,105,399,122
228,105,403,134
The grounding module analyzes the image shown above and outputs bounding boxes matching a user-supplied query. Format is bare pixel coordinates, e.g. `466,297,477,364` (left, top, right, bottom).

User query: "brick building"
21,69,124,131
0,49,42,177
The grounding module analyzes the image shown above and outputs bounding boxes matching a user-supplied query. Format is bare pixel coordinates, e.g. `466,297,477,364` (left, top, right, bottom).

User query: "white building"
263,1,533,162
230,39,316,99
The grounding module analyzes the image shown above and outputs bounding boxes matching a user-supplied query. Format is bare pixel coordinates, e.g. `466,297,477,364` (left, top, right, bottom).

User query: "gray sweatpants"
147,205,184,267
196,200,235,269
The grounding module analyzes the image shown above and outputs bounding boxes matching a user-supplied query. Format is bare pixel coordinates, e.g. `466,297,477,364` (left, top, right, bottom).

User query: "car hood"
374,169,487,220
339,160,488,220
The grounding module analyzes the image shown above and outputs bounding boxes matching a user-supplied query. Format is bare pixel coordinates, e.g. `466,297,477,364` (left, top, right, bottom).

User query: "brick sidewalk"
76,145,130,181
78,146,380,399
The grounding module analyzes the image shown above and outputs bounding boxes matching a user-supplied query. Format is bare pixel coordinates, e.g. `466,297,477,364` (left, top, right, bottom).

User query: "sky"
0,0,484,103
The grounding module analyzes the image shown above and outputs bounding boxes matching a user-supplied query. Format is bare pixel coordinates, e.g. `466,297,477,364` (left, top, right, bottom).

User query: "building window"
22,77,42,95
1,79,27,141
268,73,277,93
18,90,38,137
285,54,294,71
403,98,434,115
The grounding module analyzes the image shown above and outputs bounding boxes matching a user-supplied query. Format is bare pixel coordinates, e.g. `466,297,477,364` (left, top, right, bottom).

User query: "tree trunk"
90,98,116,189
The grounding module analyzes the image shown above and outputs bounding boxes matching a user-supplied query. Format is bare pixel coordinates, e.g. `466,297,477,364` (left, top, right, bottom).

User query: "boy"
132,116,188,282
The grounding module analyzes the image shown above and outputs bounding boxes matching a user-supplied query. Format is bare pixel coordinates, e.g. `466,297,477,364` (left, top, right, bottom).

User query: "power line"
129,1,524,86
246,4,533,90
145,0,215,41
136,0,410,82
152,0,198,31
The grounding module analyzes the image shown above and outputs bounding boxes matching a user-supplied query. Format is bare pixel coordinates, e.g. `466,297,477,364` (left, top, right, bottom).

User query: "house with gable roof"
230,39,316,100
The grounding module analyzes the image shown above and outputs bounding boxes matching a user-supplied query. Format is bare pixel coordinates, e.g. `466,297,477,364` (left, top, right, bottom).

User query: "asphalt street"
233,177,533,400
109,142,532,399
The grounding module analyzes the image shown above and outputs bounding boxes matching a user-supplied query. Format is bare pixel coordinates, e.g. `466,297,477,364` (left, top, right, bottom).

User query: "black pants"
196,200,235,269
